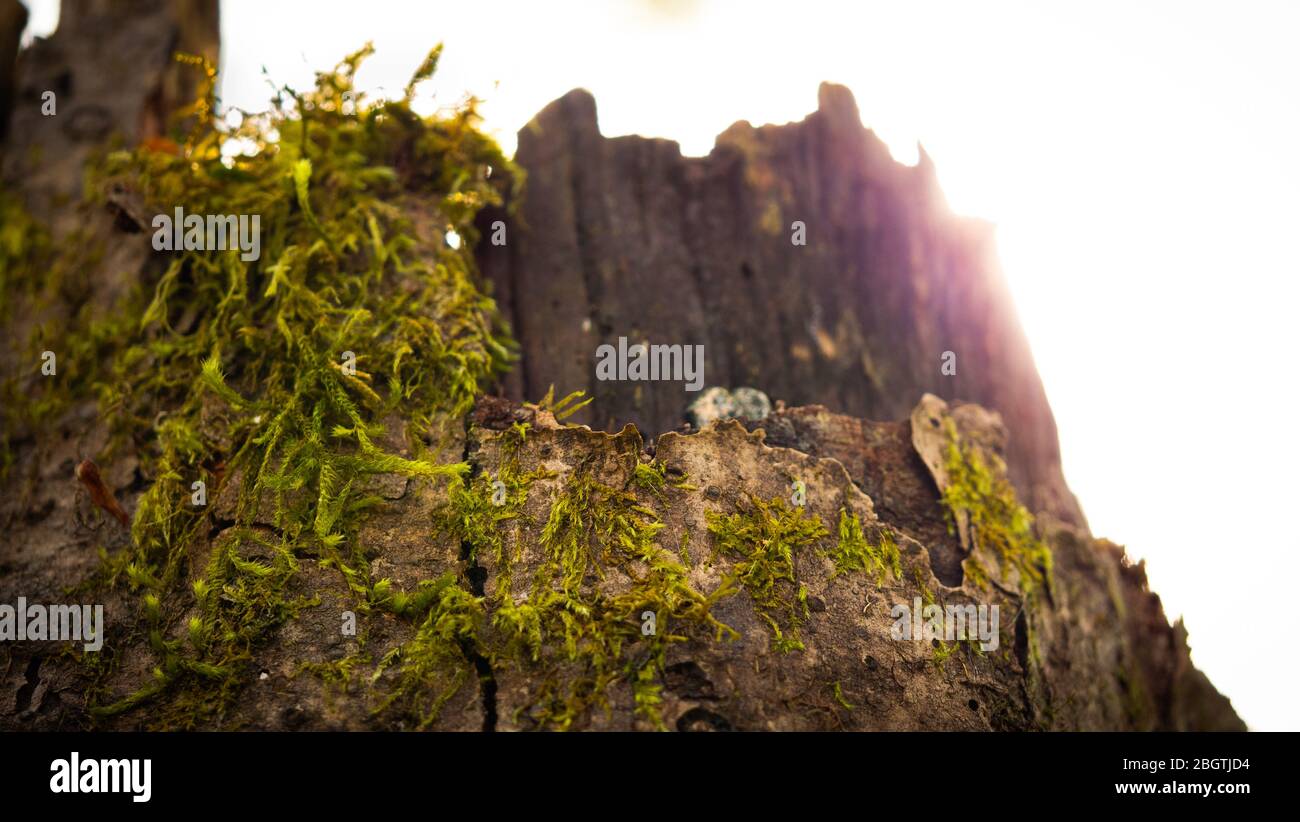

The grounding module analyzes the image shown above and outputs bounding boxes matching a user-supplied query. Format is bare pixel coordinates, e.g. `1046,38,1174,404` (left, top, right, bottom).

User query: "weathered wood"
2,0,219,233
477,84,1086,531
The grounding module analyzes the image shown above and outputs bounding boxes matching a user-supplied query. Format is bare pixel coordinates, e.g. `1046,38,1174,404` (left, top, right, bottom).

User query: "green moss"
19,44,524,726
633,461,667,496
92,527,320,727
478,464,733,730
963,554,991,590
435,464,546,598
930,635,986,671
828,509,900,584
706,495,828,653
910,567,934,606
298,649,369,707
0,189,48,318
530,385,592,422
370,573,484,729
3,41,1064,731
939,419,1052,594
831,680,854,710
632,662,666,730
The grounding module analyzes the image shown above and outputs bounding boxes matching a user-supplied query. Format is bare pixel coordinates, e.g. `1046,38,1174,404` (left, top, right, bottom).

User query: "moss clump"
428,392,730,730
831,680,854,710
370,573,485,729
706,495,828,653
436,464,545,597
828,508,900,584
437,438,736,731
485,467,730,730
530,385,592,423
939,419,1052,593
632,458,695,497
192,530,317,663
929,422,1047,672
298,651,367,706
631,663,666,730
929,636,987,673
39,43,522,725
93,528,321,728
633,460,667,497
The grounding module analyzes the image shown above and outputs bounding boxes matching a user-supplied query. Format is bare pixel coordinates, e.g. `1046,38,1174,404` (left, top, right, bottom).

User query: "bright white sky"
21,0,1300,730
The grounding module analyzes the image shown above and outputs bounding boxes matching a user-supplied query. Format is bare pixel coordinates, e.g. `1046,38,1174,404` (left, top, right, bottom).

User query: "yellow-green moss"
39,44,523,726
706,495,828,653
939,419,1052,594
828,508,900,584
486,468,731,729
831,680,854,710
436,464,546,598
370,573,484,729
